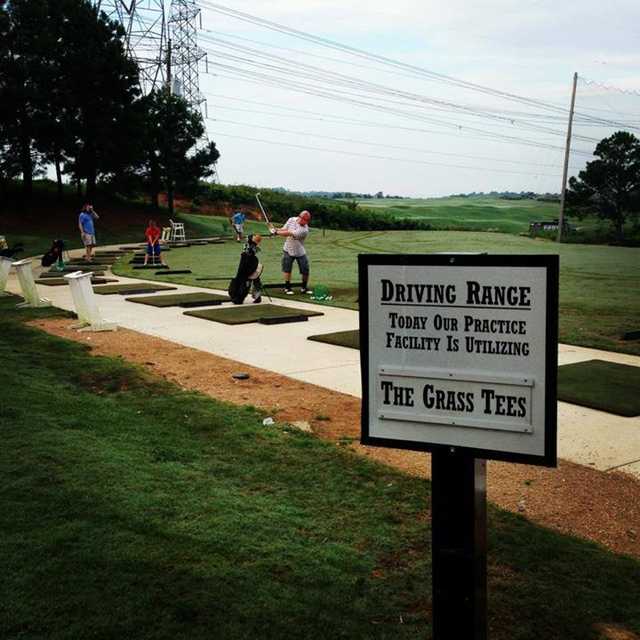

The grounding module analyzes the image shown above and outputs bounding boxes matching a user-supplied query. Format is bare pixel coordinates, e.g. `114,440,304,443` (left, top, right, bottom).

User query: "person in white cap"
269,210,311,295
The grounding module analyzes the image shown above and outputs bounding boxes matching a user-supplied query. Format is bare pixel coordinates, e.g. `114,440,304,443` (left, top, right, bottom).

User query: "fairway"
113,214,640,356
352,196,561,234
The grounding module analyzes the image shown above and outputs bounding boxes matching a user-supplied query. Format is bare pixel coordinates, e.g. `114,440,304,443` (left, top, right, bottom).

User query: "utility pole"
557,72,578,242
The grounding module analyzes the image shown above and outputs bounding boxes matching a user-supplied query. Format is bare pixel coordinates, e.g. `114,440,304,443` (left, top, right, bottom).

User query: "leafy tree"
174,142,220,198
0,3,18,199
0,0,49,198
56,0,141,198
0,0,142,200
567,131,640,239
141,88,219,214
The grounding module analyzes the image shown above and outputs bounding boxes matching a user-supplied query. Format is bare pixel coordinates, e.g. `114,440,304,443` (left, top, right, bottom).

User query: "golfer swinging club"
269,210,311,295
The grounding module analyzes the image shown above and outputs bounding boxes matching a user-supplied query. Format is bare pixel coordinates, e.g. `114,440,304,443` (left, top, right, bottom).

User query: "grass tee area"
114,214,640,355
1,298,640,639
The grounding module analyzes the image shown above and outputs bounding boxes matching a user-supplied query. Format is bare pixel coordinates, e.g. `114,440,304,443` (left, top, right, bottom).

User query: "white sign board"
359,254,558,466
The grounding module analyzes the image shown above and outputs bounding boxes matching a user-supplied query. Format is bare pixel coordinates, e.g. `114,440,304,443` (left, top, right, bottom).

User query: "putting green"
125,292,229,307
93,283,176,295
558,359,640,417
184,303,323,325
308,330,360,350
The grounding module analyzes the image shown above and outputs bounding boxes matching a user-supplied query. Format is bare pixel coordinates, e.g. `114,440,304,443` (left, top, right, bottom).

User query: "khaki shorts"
81,233,96,247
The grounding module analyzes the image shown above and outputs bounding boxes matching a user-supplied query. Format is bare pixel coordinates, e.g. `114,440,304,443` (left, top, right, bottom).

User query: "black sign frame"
359,253,559,467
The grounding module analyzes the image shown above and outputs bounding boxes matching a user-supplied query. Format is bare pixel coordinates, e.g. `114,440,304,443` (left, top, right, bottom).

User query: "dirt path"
30,318,640,559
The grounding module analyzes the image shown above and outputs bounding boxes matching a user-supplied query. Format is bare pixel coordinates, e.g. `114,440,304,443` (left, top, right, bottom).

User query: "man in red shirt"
144,219,168,267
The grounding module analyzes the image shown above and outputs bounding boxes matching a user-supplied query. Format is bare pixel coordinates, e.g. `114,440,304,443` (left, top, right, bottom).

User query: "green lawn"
348,196,635,239
353,196,560,234
114,217,640,356
1,297,639,639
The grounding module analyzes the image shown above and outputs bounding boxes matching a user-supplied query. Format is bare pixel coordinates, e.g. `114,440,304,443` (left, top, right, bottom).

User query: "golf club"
255,193,273,230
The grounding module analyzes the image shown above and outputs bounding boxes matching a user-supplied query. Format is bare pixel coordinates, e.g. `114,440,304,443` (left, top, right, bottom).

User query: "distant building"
529,219,574,233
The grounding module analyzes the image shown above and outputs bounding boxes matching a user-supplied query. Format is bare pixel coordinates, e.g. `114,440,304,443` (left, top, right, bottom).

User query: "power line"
579,76,640,97
206,130,564,178
208,115,580,170
204,65,595,156
204,90,582,153
200,92,588,158
204,31,640,126
202,27,434,84
200,34,601,142
199,1,638,131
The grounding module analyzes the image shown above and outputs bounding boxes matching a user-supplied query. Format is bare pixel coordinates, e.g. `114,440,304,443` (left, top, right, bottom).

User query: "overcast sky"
193,0,640,196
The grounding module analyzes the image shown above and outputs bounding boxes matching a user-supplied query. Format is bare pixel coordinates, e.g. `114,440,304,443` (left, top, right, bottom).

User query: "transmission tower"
169,1,217,180
168,0,207,112
94,0,168,95
95,1,218,180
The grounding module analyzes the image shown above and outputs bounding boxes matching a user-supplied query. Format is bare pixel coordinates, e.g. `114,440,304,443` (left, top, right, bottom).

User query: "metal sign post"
359,253,558,639
432,450,487,639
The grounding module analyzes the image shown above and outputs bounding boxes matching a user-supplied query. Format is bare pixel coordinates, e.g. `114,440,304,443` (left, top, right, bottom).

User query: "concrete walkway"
5,248,640,479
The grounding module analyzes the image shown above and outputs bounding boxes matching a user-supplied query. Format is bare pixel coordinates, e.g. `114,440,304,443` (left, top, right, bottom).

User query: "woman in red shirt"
144,219,167,266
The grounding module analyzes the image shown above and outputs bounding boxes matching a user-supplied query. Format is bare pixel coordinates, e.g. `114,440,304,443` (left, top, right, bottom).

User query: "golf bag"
41,239,65,267
0,236,24,259
228,235,263,305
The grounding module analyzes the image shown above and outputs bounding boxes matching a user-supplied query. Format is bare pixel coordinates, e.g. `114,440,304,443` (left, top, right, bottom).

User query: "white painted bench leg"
0,257,13,296
12,258,51,308
64,271,117,332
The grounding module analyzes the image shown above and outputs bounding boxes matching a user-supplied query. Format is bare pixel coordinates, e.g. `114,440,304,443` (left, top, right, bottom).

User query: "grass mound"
558,360,640,416
308,330,360,350
184,303,323,325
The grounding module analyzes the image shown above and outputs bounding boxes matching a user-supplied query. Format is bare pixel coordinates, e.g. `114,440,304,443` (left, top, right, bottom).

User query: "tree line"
0,0,219,213
201,184,434,231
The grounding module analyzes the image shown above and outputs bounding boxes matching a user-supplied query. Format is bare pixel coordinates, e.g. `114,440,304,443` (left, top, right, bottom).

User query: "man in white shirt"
270,210,311,295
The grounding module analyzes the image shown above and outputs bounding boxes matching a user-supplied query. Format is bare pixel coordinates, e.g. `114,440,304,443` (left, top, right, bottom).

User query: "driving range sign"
359,254,558,466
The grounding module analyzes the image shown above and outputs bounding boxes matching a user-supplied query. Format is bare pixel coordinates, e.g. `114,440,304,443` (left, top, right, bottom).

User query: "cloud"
199,1,639,195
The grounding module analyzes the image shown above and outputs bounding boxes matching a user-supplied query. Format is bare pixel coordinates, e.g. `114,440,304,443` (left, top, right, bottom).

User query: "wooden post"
432,449,487,639
557,72,578,242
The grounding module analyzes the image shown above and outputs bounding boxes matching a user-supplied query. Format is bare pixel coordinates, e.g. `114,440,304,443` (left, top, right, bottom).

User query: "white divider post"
0,257,13,296
12,258,51,308
64,271,117,332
